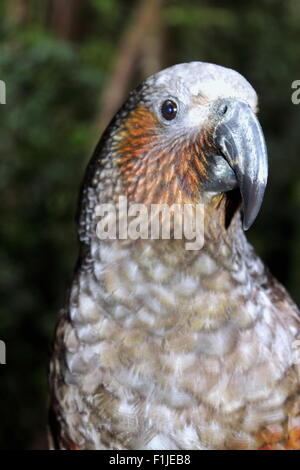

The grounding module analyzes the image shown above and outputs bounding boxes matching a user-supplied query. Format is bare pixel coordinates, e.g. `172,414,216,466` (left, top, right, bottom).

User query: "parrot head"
112,62,268,231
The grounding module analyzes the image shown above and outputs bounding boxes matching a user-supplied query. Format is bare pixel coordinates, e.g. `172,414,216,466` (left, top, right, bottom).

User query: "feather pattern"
49,62,300,450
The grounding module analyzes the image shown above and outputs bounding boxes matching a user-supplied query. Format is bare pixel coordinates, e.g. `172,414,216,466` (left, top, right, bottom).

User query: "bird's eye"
161,99,178,121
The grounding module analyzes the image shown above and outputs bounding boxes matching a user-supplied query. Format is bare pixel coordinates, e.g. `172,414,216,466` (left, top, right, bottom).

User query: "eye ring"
161,99,178,121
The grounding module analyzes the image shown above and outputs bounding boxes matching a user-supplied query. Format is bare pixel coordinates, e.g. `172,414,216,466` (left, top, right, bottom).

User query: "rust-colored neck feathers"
116,105,213,205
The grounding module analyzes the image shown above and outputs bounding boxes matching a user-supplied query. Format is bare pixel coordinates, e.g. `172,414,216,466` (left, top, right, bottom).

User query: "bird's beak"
210,99,268,230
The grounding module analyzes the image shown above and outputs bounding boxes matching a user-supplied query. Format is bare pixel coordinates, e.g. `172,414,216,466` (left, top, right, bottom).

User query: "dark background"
1,0,300,450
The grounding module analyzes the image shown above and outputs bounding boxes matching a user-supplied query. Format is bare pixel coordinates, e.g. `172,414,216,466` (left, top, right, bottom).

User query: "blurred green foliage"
1,0,300,449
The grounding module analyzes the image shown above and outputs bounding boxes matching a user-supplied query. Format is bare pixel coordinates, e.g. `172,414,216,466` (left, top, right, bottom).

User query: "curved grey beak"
212,99,268,230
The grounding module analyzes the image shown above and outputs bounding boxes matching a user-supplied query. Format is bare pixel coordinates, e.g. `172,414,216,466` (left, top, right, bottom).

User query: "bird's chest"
62,240,299,449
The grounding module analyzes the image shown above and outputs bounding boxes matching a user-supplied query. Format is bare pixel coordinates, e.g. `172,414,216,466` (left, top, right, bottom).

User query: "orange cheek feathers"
116,106,211,204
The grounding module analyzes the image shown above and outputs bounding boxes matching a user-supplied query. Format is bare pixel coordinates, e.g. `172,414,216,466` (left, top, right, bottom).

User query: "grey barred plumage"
49,62,300,450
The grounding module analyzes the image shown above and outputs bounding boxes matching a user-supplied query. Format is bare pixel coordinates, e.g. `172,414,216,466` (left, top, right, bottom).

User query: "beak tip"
242,212,253,231
242,218,253,231
241,179,267,231
241,200,261,231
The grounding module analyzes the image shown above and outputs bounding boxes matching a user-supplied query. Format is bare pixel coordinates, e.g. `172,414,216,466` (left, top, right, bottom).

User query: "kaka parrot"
49,62,300,450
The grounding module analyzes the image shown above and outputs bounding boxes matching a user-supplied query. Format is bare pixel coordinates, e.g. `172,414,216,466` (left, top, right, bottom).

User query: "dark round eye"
161,99,178,121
